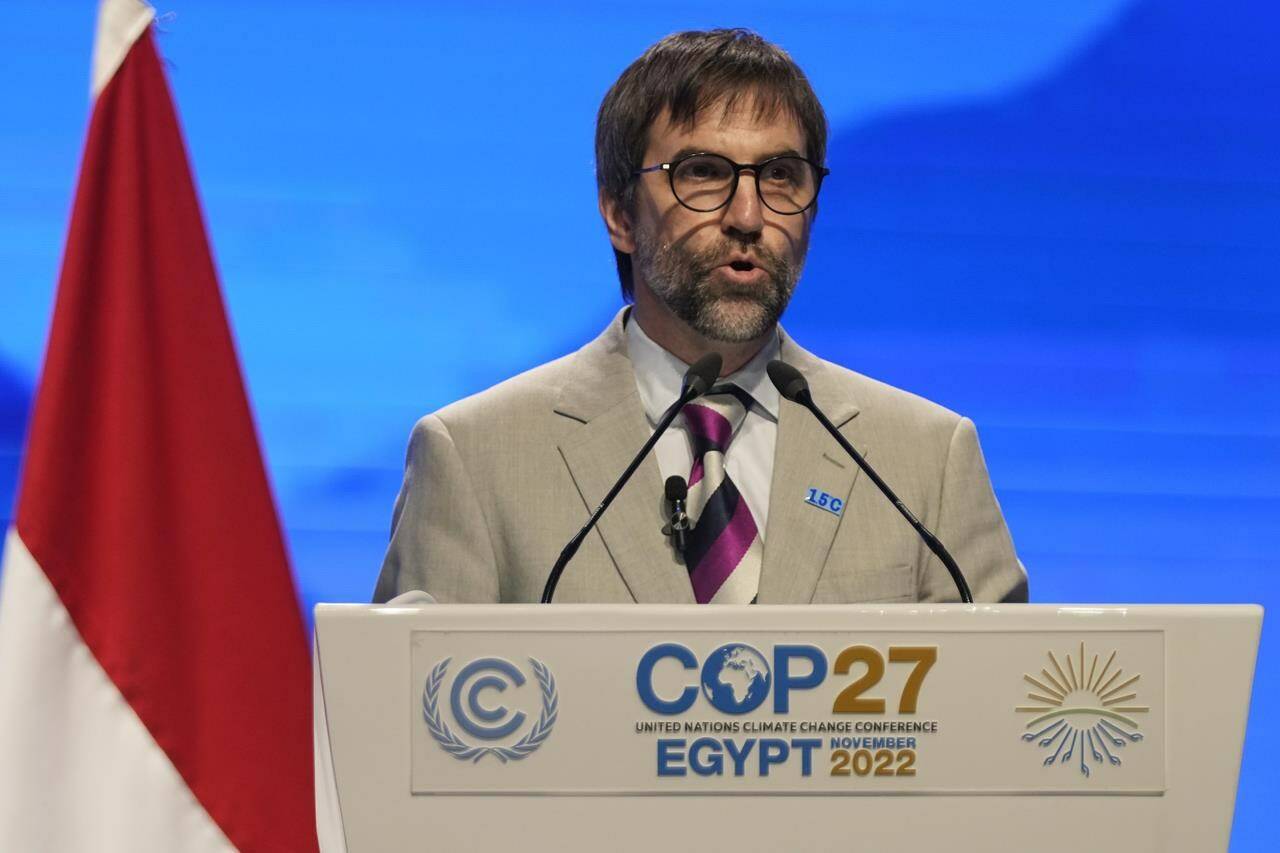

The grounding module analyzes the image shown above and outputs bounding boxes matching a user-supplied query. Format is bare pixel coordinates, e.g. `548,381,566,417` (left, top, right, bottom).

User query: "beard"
632,229,801,343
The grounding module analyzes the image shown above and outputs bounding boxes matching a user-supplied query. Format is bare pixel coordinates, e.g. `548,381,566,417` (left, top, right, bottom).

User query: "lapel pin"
804,487,843,517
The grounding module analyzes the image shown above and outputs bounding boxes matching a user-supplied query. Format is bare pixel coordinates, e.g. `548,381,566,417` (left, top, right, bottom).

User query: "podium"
313,603,1261,852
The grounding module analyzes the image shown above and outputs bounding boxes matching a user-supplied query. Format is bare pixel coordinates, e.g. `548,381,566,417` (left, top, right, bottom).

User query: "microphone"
766,360,974,604
541,352,722,603
662,475,690,555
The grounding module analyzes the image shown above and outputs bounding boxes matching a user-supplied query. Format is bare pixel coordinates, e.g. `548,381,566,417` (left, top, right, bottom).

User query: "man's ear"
599,189,636,254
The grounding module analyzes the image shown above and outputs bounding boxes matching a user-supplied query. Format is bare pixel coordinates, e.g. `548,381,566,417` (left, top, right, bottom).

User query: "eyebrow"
665,146,806,164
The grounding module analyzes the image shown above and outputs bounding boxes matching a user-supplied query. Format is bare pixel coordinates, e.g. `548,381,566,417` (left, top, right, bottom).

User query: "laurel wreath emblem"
422,657,558,763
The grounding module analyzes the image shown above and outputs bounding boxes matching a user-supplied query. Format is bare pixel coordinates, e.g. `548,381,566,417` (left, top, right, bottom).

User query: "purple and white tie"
682,385,761,604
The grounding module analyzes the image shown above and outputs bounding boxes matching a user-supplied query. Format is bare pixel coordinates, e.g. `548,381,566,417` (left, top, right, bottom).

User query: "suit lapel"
758,332,865,603
554,311,696,604
551,314,866,604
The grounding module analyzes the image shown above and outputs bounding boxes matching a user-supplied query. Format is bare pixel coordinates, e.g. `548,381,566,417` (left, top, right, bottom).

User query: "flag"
0,1,318,849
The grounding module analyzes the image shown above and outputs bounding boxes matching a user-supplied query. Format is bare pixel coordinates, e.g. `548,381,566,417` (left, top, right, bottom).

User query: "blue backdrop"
2,1,1275,845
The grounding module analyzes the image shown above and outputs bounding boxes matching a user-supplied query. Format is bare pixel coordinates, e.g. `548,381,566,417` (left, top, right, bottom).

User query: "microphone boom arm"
802,396,973,604
540,391,693,603
768,359,974,605
541,351,721,603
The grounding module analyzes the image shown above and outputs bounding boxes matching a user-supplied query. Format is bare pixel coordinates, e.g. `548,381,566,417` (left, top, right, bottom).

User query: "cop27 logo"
636,642,936,715
1016,642,1148,778
423,657,558,763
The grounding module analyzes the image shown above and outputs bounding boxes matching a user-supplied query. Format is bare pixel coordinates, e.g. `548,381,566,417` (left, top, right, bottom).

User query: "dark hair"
595,29,828,300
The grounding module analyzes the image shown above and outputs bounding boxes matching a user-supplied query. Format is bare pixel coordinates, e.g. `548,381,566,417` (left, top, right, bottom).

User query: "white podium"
314,603,1261,852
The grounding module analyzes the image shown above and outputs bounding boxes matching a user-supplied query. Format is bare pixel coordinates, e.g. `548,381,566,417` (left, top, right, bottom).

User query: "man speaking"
374,29,1027,605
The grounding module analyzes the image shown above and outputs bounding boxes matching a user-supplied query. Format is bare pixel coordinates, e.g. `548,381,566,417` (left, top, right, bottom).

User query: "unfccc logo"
422,657,558,763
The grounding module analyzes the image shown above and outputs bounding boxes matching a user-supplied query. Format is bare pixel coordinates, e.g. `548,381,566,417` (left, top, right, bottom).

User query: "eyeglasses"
633,152,830,215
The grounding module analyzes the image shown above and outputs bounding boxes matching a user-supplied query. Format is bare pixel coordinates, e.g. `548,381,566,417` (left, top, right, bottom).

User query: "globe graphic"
699,643,772,714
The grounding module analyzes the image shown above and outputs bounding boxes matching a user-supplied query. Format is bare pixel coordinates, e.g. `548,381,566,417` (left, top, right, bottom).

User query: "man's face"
612,97,815,343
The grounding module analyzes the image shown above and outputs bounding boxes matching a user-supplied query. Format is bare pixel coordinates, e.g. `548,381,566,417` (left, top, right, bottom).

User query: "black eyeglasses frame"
632,152,831,215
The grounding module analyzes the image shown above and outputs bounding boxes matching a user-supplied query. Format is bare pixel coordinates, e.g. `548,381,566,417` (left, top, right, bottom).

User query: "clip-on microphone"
662,474,690,556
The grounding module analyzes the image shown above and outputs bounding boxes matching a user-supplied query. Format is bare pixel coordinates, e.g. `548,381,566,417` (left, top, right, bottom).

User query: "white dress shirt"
625,314,780,538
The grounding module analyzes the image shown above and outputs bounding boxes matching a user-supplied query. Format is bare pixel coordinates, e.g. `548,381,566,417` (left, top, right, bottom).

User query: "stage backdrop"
1,1,1275,847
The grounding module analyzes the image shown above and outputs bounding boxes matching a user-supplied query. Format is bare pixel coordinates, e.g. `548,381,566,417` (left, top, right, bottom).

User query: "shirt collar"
625,313,781,425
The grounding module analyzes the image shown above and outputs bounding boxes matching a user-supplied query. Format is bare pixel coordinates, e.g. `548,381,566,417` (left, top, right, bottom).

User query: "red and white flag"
0,1,317,850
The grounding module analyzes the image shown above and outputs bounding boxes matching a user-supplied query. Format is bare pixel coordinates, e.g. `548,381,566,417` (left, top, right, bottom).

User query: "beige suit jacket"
374,310,1028,604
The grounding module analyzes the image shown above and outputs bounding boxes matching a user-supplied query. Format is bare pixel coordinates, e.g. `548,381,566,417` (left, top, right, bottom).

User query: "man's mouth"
713,257,769,287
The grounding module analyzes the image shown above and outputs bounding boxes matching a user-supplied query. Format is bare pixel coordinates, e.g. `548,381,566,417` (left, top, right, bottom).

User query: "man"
374,29,1027,605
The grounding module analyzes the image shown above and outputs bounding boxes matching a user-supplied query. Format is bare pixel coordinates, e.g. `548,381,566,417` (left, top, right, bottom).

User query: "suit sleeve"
920,417,1029,603
372,415,501,603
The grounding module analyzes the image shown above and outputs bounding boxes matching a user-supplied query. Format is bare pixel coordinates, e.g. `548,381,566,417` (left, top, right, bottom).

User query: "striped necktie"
682,385,762,604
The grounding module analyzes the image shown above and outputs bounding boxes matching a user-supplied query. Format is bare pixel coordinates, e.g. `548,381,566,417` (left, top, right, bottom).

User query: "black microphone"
766,360,974,604
541,352,722,603
663,475,690,555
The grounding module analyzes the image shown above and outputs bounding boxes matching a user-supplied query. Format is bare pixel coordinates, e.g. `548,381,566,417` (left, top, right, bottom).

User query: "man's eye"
765,164,799,184
679,158,730,181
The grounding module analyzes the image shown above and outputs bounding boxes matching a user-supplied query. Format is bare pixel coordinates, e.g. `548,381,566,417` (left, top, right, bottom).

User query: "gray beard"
632,231,800,343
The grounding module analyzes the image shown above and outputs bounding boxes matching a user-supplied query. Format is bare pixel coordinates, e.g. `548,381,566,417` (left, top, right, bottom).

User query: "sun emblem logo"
1016,642,1149,777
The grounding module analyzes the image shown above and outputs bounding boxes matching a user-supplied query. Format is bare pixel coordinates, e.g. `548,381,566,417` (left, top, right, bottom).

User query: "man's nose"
721,172,764,239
